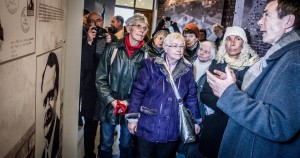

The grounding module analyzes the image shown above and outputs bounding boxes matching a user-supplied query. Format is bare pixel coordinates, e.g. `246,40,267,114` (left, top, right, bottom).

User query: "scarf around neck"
224,53,257,71
124,35,145,57
193,59,211,82
241,29,300,90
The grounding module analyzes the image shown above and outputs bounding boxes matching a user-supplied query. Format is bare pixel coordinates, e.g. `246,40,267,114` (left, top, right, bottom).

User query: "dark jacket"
127,57,200,143
146,38,165,57
94,38,150,125
198,59,249,158
185,41,200,62
217,40,300,158
215,34,224,50
80,32,106,118
152,19,180,37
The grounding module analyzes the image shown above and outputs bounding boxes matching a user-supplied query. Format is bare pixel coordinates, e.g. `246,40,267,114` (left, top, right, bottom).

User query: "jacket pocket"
140,106,157,115
138,106,156,133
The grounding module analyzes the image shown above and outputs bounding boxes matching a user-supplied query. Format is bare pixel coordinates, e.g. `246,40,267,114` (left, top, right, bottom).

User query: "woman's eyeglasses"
131,24,148,31
167,45,185,49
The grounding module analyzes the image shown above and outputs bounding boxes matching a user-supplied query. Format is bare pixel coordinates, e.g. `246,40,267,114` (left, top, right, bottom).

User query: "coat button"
168,97,172,101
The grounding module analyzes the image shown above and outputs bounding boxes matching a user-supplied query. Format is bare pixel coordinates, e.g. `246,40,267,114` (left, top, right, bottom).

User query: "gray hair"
125,13,148,30
200,41,216,60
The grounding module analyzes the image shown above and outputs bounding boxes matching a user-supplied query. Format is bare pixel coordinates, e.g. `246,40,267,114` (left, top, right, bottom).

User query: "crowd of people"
79,0,300,157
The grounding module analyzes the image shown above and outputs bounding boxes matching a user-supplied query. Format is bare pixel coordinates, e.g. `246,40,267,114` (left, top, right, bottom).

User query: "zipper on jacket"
158,103,163,137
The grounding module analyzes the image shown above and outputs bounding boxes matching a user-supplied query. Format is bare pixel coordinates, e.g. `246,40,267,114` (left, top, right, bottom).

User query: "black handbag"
163,62,196,144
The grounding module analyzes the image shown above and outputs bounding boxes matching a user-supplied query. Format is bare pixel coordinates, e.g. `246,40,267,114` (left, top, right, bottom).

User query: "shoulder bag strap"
162,62,182,103
110,48,118,65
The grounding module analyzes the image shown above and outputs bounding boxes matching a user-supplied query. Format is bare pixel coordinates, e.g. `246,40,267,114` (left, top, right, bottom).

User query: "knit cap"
183,23,200,38
223,26,248,43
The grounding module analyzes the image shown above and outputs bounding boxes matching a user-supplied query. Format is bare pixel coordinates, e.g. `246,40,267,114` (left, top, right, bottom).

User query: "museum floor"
77,118,120,158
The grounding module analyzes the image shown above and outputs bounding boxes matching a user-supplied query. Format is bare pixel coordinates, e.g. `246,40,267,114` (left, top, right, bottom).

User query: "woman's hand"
195,124,201,134
128,122,137,134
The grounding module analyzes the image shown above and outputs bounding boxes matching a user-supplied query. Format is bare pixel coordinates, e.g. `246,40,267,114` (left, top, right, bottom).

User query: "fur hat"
223,26,248,43
183,23,200,38
153,30,169,39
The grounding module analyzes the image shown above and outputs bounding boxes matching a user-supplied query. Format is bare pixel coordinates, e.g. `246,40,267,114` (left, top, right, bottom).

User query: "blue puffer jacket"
127,56,200,143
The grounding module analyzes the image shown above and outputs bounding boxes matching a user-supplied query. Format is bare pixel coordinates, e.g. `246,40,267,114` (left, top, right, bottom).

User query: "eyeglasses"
131,24,148,31
167,45,185,49
87,18,103,23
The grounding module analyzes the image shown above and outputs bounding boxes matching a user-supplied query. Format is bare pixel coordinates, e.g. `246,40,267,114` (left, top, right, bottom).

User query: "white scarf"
193,59,212,82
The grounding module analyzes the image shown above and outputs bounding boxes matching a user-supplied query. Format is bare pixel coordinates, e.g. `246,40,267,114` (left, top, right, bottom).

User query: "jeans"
98,122,132,158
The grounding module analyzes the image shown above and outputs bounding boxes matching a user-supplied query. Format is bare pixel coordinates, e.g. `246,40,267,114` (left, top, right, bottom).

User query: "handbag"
163,62,196,144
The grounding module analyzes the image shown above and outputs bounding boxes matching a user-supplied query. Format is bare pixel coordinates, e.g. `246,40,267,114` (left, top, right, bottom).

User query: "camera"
165,17,171,21
92,26,108,39
107,26,117,34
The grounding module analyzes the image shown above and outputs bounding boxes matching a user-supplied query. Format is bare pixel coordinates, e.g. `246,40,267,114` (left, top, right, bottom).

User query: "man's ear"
118,20,122,26
284,14,296,29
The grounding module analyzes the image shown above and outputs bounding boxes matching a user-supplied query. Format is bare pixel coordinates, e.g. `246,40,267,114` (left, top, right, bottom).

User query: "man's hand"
128,122,137,134
105,33,112,43
87,26,97,45
206,66,236,97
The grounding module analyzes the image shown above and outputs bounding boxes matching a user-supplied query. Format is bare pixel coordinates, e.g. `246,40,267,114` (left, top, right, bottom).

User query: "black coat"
80,28,110,118
94,38,151,125
198,59,249,158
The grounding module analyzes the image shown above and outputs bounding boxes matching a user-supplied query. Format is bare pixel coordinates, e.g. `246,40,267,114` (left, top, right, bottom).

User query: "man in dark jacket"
110,15,128,39
80,12,115,158
95,13,150,158
206,0,300,157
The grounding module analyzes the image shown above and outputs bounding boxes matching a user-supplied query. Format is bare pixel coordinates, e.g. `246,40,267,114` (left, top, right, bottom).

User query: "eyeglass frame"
166,44,185,49
87,18,103,24
130,24,148,31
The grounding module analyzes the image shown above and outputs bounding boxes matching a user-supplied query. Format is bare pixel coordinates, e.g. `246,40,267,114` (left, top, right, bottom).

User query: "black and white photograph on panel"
35,49,62,158
164,0,225,41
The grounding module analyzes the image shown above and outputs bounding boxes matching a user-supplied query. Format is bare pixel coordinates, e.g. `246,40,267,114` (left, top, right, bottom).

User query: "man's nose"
257,17,263,26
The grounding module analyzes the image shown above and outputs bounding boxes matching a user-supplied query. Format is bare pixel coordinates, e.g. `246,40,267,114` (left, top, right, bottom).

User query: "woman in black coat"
198,26,259,158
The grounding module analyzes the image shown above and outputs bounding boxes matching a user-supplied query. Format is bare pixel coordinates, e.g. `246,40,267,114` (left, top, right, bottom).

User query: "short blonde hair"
163,32,185,51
